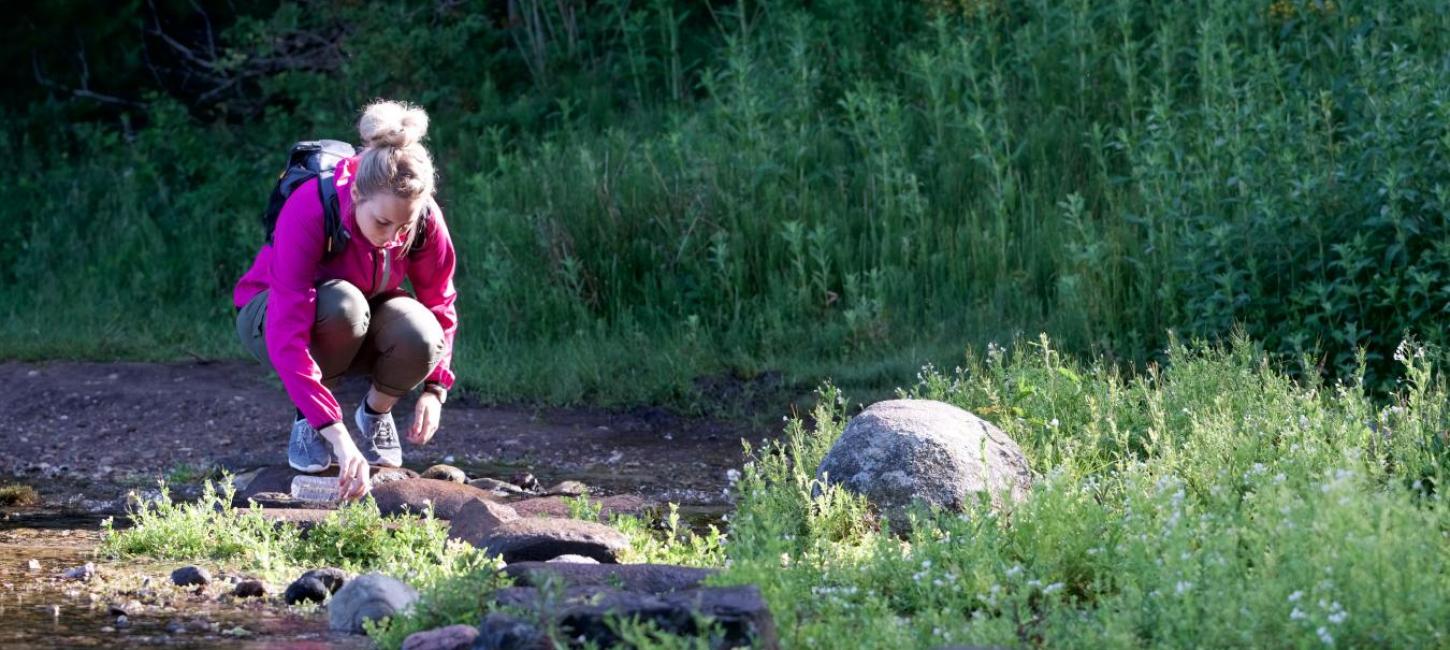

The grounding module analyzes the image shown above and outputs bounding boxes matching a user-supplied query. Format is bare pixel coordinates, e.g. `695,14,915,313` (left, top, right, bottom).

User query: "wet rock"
815,399,1032,531
301,567,349,594
509,471,540,492
502,562,717,594
467,477,529,497
108,600,142,616
233,579,268,598
371,478,499,520
285,576,330,605
115,614,131,629
246,492,337,510
328,573,419,634
165,620,186,634
62,563,96,581
508,494,655,520
401,623,478,650
444,498,518,544
490,585,777,649
540,480,589,497
476,612,543,650
420,464,467,484
465,518,629,563
170,565,211,587
545,554,599,564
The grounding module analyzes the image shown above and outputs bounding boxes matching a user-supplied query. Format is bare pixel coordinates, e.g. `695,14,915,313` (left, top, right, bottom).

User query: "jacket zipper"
378,250,392,296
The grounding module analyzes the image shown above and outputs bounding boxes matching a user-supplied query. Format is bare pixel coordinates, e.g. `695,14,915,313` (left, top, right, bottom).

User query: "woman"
233,100,458,500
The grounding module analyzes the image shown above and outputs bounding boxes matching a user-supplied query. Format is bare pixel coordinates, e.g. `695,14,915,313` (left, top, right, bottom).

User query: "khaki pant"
236,279,445,396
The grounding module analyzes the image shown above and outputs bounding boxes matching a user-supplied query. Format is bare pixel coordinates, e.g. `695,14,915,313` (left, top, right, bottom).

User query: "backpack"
262,139,432,260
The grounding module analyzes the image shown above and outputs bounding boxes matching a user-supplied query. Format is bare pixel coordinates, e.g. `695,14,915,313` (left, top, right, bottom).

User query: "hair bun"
358,100,429,149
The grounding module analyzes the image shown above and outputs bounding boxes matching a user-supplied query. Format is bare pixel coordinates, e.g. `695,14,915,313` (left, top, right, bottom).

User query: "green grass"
102,337,1450,648
0,484,40,507
11,1,1450,406
101,480,500,588
704,336,1450,648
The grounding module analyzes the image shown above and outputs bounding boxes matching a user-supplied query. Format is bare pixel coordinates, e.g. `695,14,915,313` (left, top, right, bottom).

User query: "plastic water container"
290,475,342,502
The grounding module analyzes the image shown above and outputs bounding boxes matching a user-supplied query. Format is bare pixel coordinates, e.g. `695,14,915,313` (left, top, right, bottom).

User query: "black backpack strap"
316,169,348,260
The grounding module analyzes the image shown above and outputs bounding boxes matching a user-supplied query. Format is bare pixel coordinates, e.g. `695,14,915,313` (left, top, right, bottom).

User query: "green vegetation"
707,337,1450,647
374,338,1450,648
10,1,1450,405
101,481,499,588
101,338,1450,647
0,483,40,507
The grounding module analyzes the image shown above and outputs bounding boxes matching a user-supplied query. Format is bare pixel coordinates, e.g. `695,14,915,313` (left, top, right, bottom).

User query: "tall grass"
710,336,1450,648
9,0,1450,404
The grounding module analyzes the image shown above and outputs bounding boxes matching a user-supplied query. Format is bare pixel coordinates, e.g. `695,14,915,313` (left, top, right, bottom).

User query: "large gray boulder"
815,400,1031,527
328,573,418,634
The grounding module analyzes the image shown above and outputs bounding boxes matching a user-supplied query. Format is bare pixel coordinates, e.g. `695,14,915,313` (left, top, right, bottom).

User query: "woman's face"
355,193,426,248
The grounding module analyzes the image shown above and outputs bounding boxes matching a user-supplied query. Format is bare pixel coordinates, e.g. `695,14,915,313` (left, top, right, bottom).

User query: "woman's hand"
408,392,442,445
319,423,371,501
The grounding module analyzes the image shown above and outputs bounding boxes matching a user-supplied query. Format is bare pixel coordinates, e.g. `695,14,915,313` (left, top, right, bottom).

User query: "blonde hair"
354,100,436,248
355,99,436,201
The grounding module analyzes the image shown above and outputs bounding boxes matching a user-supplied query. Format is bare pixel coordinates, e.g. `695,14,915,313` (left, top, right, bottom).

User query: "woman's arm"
265,178,345,430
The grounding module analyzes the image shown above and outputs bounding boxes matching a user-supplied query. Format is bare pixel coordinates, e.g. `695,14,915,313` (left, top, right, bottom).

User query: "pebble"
62,562,97,581
233,579,268,598
26,559,40,571
300,567,349,594
420,464,468,484
170,566,211,587
510,471,540,492
115,615,131,629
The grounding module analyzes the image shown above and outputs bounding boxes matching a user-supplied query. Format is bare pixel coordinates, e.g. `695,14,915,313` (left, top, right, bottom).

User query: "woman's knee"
369,298,444,394
315,280,370,339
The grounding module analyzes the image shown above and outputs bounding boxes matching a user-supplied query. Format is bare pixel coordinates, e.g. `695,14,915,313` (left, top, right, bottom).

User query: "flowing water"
0,509,369,649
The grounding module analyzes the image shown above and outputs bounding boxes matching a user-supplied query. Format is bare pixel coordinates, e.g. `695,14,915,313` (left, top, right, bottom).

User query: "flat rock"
230,466,418,506
502,562,716,593
466,518,629,563
490,585,777,649
401,623,478,650
476,612,544,650
329,573,419,634
444,498,518,544
420,464,468,484
508,494,655,520
539,480,589,497
467,477,529,497
370,479,499,520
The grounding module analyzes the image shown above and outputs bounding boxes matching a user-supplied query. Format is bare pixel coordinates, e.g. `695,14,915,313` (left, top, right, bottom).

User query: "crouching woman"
232,100,458,499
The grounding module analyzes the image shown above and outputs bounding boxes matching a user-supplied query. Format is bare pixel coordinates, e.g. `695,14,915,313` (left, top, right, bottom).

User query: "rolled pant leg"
364,295,445,397
311,280,371,388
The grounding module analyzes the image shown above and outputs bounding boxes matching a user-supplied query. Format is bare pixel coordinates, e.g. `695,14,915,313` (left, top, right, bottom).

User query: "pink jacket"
233,156,458,429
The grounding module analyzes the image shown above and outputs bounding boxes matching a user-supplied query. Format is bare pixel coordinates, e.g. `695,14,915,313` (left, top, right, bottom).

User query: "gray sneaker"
288,418,333,473
355,403,402,468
